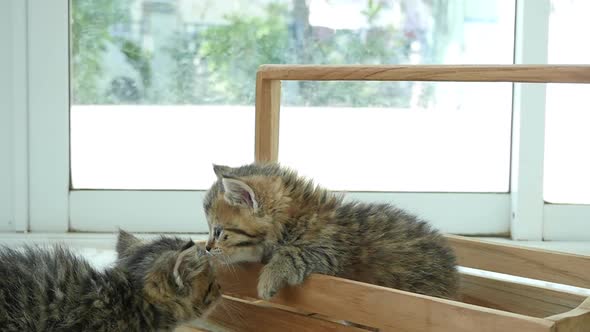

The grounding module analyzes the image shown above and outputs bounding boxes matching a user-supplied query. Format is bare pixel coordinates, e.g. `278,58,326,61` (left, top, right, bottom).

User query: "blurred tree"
72,0,152,104
195,0,412,107
71,0,129,104
71,0,439,107
285,0,408,106
119,40,152,93
165,31,199,104
197,3,290,104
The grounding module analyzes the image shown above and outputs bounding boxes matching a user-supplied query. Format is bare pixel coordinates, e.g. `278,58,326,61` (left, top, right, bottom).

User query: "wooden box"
187,65,590,332
187,235,590,331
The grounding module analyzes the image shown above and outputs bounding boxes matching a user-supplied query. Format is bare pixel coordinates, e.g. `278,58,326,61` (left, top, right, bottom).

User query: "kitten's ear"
116,229,141,258
221,177,259,210
213,164,231,179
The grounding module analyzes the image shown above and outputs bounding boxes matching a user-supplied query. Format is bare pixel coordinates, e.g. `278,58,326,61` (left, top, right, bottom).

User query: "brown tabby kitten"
0,230,221,331
204,163,459,300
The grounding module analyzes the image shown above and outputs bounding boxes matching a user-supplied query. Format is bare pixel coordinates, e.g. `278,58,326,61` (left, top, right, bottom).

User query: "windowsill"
1,233,587,254
0,233,588,296
0,232,209,249
0,232,209,271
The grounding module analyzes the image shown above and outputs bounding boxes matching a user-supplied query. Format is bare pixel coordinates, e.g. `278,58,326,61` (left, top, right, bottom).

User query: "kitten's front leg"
257,246,308,300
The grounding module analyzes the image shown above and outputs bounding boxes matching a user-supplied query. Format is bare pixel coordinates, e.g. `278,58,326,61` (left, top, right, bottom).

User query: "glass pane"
280,82,513,192
280,1,515,192
544,0,590,204
70,0,514,191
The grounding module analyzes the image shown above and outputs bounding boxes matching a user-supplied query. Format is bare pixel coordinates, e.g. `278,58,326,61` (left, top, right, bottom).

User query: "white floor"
2,232,589,254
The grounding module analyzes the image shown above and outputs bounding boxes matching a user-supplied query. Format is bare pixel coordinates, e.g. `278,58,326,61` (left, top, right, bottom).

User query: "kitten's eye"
213,226,222,239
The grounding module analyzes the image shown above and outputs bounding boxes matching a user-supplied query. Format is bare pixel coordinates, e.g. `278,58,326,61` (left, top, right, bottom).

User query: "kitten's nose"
205,244,212,252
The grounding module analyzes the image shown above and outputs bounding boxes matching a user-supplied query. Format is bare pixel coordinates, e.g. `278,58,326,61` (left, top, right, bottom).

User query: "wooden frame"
188,237,590,332
253,64,590,162
185,65,590,331
187,236,590,331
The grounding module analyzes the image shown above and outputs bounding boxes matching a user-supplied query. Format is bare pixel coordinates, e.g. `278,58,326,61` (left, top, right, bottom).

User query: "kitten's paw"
257,282,278,300
257,269,285,300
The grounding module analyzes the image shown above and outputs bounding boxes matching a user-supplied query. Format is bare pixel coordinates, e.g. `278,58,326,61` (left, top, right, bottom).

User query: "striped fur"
0,231,220,331
204,163,459,300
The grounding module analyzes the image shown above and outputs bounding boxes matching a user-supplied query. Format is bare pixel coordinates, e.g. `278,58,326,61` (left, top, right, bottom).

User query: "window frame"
5,0,588,240
27,0,70,232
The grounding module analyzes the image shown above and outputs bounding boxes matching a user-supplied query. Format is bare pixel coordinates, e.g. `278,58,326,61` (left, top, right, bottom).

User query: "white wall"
0,1,15,231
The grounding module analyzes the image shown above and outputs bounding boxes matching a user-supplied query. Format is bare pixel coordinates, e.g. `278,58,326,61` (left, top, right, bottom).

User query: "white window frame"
2,0,29,233
3,0,588,240
28,0,70,232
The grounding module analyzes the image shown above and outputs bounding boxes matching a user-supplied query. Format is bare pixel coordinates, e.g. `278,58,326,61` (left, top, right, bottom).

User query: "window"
70,0,260,190
3,0,588,238
70,0,515,192
279,81,513,192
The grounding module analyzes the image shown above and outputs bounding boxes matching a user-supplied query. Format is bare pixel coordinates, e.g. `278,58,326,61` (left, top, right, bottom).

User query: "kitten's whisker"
231,302,247,326
221,299,239,325
221,254,238,280
216,301,231,323
221,299,247,326
221,254,236,273
216,254,230,268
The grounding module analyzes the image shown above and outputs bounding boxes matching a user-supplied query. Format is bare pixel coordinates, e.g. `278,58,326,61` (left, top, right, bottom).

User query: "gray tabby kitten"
203,163,459,300
0,230,221,331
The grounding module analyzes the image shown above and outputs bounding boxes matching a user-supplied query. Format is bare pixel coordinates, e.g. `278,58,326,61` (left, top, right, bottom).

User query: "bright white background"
71,98,513,193
71,106,255,190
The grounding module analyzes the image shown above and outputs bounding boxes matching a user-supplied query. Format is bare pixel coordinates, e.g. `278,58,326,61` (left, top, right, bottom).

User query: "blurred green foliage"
71,0,420,106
